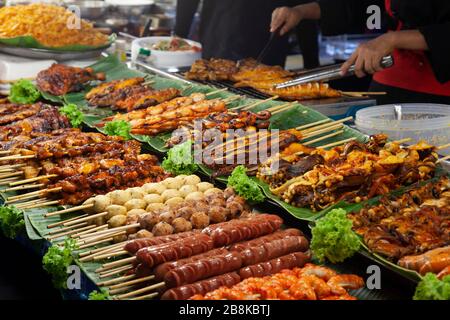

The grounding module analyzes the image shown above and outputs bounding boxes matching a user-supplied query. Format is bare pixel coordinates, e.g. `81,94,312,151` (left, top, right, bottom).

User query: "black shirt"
175,0,292,66
318,0,450,83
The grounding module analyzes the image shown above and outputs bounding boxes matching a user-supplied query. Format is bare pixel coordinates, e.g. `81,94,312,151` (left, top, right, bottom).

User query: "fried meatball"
176,206,196,220
226,201,244,219
139,212,160,230
136,230,154,239
152,221,174,236
190,212,210,229
172,217,193,233
209,206,228,223
223,187,236,199
159,210,176,224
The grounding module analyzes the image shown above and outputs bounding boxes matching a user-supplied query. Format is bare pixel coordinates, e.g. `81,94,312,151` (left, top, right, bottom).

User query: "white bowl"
131,37,202,69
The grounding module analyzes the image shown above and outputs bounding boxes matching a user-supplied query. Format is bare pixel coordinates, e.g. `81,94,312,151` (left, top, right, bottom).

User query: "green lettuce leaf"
42,239,78,289
0,205,25,239
59,104,85,128
162,140,199,175
88,289,111,300
9,79,41,104
104,120,131,140
227,165,265,203
413,273,450,300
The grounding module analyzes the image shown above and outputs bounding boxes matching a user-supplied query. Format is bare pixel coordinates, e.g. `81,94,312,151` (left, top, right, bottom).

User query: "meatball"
152,221,174,236
225,201,244,219
176,206,196,220
136,230,154,239
223,187,236,199
139,212,160,230
209,206,228,224
172,217,193,233
205,193,226,207
190,212,210,229
159,210,176,224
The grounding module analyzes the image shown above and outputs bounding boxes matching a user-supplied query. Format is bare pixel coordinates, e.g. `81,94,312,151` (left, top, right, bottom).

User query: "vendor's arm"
174,0,200,38
341,30,429,78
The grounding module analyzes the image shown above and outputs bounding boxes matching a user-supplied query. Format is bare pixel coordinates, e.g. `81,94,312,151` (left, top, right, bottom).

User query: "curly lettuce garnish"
88,289,111,300
227,165,265,203
413,273,450,300
104,120,131,140
0,205,25,239
9,79,41,104
42,239,78,289
162,140,198,175
59,103,85,128
311,208,360,263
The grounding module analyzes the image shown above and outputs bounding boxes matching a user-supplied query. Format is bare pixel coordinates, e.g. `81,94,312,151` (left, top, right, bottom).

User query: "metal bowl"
72,1,109,21
105,0,154,16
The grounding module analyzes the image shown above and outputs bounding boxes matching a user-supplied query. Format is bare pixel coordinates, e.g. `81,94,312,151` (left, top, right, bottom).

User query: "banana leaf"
0,34,116,52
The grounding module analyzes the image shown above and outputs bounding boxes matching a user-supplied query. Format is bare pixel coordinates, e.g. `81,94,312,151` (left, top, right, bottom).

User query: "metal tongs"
276,55,394,89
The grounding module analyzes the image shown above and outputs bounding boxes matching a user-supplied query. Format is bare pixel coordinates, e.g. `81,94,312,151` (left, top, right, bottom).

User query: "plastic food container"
131,37,202,69
355,104,450,155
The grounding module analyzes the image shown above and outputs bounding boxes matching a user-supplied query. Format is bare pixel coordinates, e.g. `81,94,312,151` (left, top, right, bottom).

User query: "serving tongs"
275,55,394,89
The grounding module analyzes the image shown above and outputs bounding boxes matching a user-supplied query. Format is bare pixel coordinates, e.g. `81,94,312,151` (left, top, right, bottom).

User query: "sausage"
136,233,214,268
164,252,243,288
161,272,241,300
203,215,283,247
125,230,200,254
135,263,153,278
238,236,310,266
239,251,311,279
153,248,229,281
229,229,303,251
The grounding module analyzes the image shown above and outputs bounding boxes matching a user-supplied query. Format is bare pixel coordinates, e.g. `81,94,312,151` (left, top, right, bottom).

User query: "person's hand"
271,6,303,35
341,33,396,78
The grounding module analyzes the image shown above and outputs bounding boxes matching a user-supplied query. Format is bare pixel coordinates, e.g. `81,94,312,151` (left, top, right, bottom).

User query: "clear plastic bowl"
355,104,450,155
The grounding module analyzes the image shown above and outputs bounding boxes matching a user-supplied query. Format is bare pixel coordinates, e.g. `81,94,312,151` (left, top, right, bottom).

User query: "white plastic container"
131,37,202,69
355,104,450,155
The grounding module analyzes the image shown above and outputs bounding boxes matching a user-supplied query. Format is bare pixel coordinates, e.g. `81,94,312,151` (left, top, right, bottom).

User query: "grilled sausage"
239,251,311,279
136,233,214,268
238,236,310,266
164,252,242,288
153,248,229,281
229,229,303,251
125,230,200,254
161,272,241,300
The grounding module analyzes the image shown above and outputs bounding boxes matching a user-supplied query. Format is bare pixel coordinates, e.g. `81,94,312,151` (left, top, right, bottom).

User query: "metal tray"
0,44,108,61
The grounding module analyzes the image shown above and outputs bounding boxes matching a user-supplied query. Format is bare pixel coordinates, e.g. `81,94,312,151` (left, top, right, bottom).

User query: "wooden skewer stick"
0,178,20,186
130,292,159,300
14,198,50,209
303,130,344,146
391,138,412,145
78,223,140,239
77,237,115,250
20,200,59,210
301,116,353,134
79,242,124,258
109,285,139,296
319,137,357,149
100,257,136,271
0,150,11,155
223,95,243,104
0,154,35,162
46,224,98,241
77,231,126,246
437,143,450,151
241,95,280,111
98,265,134,278
93,250,129,261
71,224,108,238
271,104,296,115
205,88,228,96
79,243,123,262
108,275,155,290
47,214,88,229
115,282,166,300
437,155,450,164
47,222,88,235
266,102,292,113
97,274,136,287
0,172,23,180
302,123,344,140
0,163,25,170
9,174,57,186
63,211,107,227
342,91,387,96
6,187,61,203
44,203,94,218
2,183,44,193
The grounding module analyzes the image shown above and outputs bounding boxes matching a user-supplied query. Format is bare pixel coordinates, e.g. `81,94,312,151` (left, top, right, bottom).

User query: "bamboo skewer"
93,250,129,261
0,172,23,180
130,292,159,300
108,275,155,290
77,223,140,239
437,143,450,151
109,285,139,296
47,214,88,229
98,265,134,278
79,244,123,262
240,96,280,111
115,282,165,300
77,230,126,246
15,198,50,209
265,102,292,113
342,91,387,96
100,257,136,271
271,104,296,115
97,274,136,287
46,224,98,240
79,242,124,258
63,211,107,227
0,150,11,155
0,178,21,186
391,138,412,145
437,155,450,164
47,222,88,235
2,183,44,192
71,224,108,238
20,200,59,210
302,130,344,146
301,116,353,134
205,88,228,96
44,203,94,218
0,154,35,162
5,187,62,204
9,174,57,186
302,123,344,139
77,237,115,250
319,137,357,149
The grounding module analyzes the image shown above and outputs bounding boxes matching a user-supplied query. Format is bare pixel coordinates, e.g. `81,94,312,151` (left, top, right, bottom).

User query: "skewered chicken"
36,64,105,96
85,77,146,107
186,58,238,81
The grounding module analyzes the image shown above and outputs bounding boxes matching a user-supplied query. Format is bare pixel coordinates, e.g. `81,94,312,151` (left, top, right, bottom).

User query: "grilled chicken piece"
186,58,238,81
114,87,181,112
85,77,146,107
36,64,105,96
0,103,43,125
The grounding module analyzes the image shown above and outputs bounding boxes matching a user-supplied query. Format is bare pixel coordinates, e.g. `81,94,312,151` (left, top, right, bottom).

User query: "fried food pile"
186,58,341,101
258,135,438,211
348,177,450,278
0,4,109,47
191,264,364,300
37,64,105,96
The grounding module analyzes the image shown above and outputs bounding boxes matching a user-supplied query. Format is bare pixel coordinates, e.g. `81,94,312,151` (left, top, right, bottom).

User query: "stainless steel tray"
0,44,108,61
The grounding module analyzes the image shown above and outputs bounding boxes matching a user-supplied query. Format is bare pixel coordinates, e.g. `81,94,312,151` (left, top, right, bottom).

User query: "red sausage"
136,233,214,268
161,272,241,300
125,231,200,254
229,229,302,251
164,252,243,288
153,248,229,281
239,251,311,279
